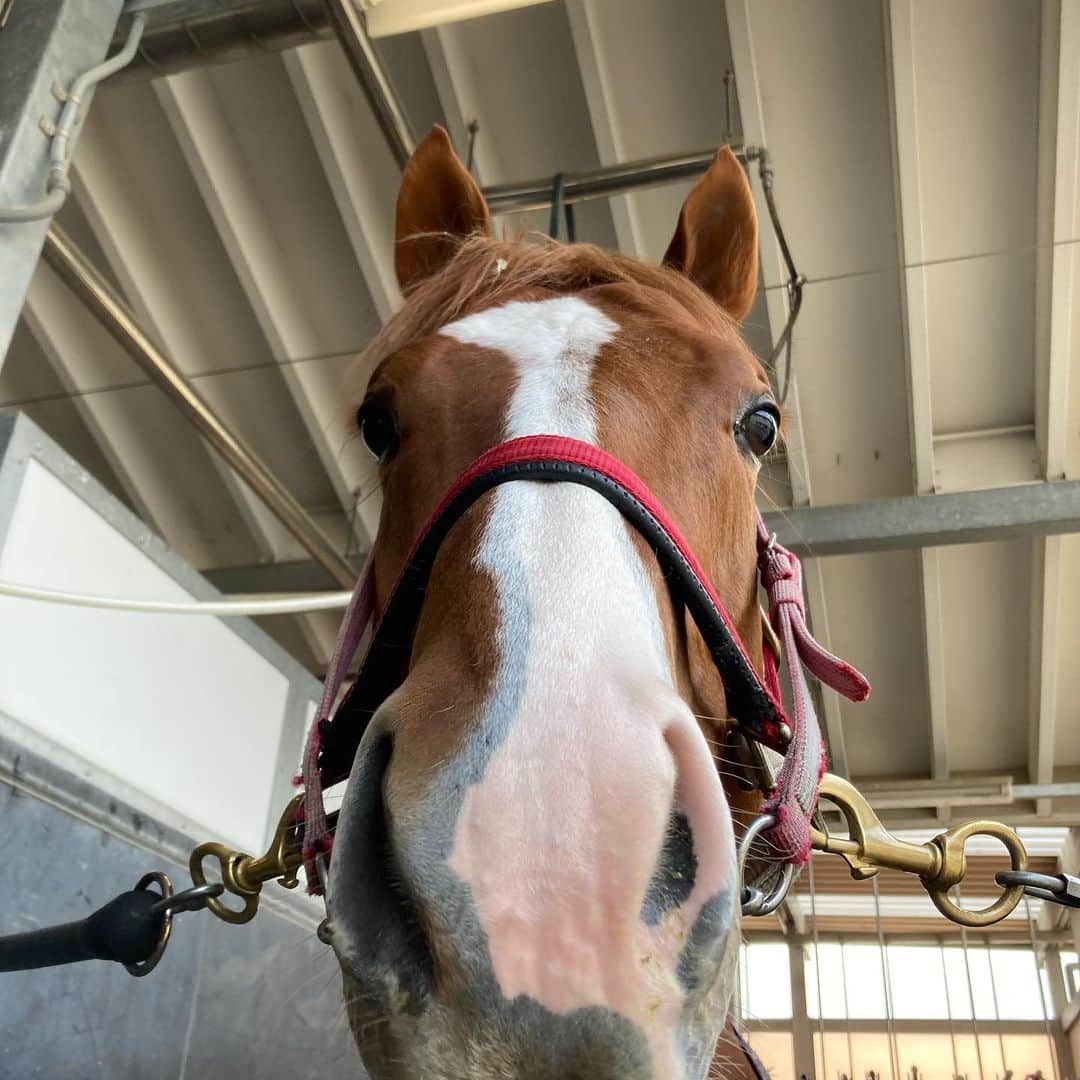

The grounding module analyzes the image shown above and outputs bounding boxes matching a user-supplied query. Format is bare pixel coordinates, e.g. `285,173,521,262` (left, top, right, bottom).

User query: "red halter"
298,435,869,898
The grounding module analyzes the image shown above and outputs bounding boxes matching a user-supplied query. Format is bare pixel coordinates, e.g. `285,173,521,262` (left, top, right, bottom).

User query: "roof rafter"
726,0,849,778
1029,0,1079,817
886,0,949,808
154,72,365,541
563,0,643,257
69,130,335,659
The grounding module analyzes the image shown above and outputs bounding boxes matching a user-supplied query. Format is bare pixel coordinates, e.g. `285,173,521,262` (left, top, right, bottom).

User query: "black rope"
548,173,566,239
465,119,480,174
750,148,804,407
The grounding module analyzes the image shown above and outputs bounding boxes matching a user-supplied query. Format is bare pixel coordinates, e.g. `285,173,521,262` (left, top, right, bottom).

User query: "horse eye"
739,405,780,458
357,400,399,461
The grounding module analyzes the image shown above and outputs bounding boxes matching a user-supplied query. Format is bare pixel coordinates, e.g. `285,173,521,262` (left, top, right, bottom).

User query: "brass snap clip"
811,773,1028,928
189,794,305,925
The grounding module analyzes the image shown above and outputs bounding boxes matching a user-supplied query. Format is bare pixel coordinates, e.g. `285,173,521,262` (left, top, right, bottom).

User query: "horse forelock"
351,232,742,390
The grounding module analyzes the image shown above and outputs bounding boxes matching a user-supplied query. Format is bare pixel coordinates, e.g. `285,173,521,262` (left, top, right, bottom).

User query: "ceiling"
2,0,1079,927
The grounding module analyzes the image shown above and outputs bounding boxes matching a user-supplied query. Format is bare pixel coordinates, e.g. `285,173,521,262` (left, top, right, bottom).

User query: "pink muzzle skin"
297,435,869,908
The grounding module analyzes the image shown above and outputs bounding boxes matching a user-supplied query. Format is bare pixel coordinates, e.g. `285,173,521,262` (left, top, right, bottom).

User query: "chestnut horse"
327,126,776,1080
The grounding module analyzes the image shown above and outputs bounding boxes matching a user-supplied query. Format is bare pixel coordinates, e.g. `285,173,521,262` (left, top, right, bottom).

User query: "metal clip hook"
189,794,304,925
811,773,1028,928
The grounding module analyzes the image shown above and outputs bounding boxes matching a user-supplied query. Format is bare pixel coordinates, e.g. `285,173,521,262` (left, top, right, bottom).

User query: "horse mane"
358,232,738,379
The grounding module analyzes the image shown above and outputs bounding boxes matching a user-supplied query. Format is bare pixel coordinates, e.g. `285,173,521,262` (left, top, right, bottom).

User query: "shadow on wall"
0,784,364,1079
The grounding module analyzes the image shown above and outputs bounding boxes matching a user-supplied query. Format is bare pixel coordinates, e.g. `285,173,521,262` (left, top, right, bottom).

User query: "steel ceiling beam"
112,0,333,82
1028,0,1080,819
886,0,950,809
482,146,747,215
0,0,125,363
763,480,1080,557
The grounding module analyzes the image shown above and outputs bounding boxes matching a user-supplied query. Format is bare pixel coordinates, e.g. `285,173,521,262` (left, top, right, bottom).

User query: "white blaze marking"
442,297,735,1077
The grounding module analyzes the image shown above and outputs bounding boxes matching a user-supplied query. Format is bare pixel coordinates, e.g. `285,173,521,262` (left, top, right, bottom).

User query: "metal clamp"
812,773,1028,928
189,795,304,925
996,869,1080,910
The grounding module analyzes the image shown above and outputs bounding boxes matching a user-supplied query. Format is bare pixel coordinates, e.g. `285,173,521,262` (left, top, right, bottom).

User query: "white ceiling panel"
197,57,381,354
939,538,1030,774
746,0,900,281
926,252,1036,435
429,3,618,247
79,84,274,378
566,0,739,262
909,0,1040,263
934,431,1041,492
820,549,929,779
786,273,911,506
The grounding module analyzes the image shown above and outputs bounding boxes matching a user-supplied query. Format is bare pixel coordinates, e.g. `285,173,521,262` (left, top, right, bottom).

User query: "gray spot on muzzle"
641,811,697,926
676,888,736,994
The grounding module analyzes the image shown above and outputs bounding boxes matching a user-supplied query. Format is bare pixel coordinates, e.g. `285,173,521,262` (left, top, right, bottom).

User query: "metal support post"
789,938,818,1080
0,0,125,364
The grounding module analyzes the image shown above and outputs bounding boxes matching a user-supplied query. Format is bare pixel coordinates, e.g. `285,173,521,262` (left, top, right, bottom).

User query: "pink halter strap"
298,435,869,895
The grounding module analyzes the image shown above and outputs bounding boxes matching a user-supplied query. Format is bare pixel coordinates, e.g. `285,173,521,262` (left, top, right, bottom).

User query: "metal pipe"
42,226,358,590
111,0,333,83
482,144,748,214
321,0,415,169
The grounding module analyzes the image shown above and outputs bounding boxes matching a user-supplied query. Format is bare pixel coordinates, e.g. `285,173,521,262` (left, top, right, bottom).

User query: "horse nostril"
329,732,434,1001
316,918,334,945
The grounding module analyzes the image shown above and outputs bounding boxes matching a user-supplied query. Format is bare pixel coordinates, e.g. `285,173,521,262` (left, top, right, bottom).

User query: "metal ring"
149,881,225,916
189,843,259,925
738,814,797,917
125,871,172,978
927,821,1027,928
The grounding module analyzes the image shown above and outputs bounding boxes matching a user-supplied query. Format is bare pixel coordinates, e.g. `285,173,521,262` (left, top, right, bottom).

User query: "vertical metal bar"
809,858,829,1080
957,900,986,1080
789,938,818,1080
939,938,963,1080
41,226,358,589
872,876,901,1080
839,939,855,1080
985,939,1009,1078
1028,899,1064,1080
321,0,415,170
0,0,124,364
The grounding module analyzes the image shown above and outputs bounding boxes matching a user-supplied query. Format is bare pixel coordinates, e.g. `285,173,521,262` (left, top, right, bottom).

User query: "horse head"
327,125,776,1080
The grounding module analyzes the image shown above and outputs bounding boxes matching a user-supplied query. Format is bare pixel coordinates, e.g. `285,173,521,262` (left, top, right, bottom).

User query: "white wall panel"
0,416,320,851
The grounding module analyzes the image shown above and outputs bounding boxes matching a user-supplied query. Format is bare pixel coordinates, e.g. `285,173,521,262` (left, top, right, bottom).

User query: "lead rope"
755,516,870,867
299,554,376,887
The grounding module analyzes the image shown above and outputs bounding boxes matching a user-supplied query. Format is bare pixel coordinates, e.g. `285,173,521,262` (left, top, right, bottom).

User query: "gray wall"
0,783,364,1079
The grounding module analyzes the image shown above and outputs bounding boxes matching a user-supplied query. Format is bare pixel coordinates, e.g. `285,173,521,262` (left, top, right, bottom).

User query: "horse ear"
662,147,759,322
395,125,492,294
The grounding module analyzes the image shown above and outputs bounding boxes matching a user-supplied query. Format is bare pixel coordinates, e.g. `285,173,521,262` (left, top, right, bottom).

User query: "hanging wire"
872,876,901,1080
746,147,805,408
839,937,856,1080
939,937,963,1080
809,857,829,1080
984,935,1009,1080
957,888,987,1080
1025,897,1062,1080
